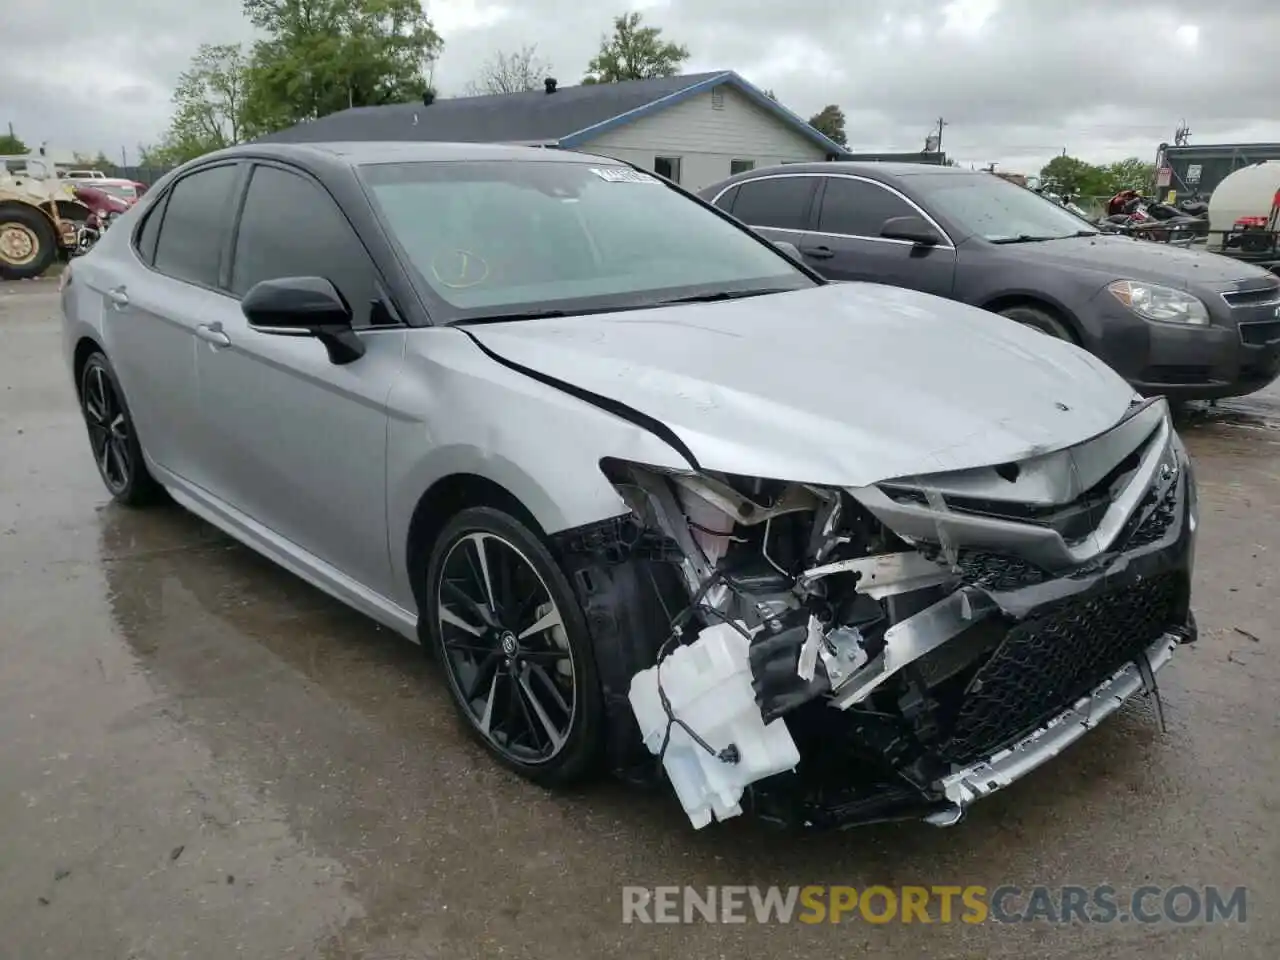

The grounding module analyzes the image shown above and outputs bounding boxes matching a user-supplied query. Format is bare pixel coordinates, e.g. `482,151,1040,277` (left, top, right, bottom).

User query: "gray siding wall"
575,85,828,191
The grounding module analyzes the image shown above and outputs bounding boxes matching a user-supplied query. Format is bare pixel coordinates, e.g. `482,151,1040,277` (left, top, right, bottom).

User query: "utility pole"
935,116,947,153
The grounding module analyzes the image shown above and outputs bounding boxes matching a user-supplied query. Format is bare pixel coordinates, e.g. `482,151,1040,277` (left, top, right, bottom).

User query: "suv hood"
467,283,1137,487
1002,234,1268,290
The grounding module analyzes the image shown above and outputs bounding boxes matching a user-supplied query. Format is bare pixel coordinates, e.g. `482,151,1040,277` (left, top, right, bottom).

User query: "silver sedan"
60,141,1198,830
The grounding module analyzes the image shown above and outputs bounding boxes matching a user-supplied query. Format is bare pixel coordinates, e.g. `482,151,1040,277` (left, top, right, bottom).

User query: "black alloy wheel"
426,507,602,784
79,352,164,506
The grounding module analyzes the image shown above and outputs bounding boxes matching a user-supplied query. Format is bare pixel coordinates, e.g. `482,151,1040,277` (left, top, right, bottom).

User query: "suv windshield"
360,159,814,322
910,172,1097,243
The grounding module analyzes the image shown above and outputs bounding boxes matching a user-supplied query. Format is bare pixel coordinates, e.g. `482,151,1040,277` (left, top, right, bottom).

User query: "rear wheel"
425,506,603,785
79,352,165,506
999,304,1075,341
0,205,57,280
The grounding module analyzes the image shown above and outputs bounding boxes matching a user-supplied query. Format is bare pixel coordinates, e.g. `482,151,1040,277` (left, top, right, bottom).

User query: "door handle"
803,245,835,259
106,286,129,308
196,323,231,347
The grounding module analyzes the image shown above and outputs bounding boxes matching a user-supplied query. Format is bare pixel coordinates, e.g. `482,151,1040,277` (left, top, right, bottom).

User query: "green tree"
583,12,689,83
1104,157,1156,193
1039,154,1113,198
242,0,442,132
0,124,27,154
807,105,847,147
149,43,251,166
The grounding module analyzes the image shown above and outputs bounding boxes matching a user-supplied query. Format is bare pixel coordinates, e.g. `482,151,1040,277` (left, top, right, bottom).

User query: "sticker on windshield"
590,167,661,184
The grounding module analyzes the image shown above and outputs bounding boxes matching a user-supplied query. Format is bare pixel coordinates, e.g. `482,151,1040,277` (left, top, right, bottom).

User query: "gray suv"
699,163,1280,401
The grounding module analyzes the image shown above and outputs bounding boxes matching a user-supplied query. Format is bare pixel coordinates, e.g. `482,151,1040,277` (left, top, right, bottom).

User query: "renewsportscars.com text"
621,885,1248,925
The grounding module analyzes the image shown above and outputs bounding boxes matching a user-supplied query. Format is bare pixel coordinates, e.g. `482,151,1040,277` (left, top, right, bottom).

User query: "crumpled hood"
1002,234,1267,290
468,283,1138,487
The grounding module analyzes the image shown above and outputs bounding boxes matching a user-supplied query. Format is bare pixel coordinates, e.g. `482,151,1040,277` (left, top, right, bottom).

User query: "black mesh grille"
956,551,1050,591
1126,483,1178,549
936,572,1182,764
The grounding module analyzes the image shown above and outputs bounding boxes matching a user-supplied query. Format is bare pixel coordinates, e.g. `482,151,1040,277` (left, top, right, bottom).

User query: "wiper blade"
988,234,1058,244
653,287,793,306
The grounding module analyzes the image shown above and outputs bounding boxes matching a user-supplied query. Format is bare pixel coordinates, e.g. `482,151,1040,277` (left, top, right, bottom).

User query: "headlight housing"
1107,280,1209,325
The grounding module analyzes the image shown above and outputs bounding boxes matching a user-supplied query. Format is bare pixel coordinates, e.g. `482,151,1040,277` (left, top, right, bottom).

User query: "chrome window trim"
708,172,956,249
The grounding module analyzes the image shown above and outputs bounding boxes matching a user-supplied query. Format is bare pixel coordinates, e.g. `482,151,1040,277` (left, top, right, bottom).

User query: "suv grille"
935,572,1182,765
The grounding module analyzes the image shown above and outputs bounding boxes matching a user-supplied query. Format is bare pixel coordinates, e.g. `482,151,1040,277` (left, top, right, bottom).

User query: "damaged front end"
555,397,1198,830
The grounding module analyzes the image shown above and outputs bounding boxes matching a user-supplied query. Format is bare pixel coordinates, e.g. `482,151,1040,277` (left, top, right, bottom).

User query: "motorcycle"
1099,190,1208,244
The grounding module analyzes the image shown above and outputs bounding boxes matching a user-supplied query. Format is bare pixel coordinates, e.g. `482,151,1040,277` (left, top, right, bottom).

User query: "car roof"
206,140,615,168
745,161,975,180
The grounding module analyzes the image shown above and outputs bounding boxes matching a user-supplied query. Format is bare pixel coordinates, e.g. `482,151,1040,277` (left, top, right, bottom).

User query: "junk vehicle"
62,140,1199,831
701,162,1280,401
0,154,89,279
1205,161,1280,274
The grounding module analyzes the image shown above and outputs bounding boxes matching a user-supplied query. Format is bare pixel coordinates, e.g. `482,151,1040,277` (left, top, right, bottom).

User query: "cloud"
4,0,1278,174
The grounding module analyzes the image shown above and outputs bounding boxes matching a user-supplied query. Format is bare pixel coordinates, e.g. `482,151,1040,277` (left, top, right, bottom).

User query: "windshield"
360,159,814,321
910,172,1097,242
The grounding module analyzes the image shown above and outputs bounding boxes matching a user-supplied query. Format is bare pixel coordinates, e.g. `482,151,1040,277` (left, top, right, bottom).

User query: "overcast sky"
6,0,1279,173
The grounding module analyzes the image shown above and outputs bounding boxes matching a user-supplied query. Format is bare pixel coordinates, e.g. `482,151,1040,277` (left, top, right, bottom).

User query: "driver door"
189,162,407,597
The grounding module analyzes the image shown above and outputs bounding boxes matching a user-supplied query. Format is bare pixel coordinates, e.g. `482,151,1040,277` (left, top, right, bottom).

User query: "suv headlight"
1107,280,1209,325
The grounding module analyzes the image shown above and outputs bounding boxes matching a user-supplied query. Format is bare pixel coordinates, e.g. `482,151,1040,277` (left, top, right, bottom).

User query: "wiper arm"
653,287,793,306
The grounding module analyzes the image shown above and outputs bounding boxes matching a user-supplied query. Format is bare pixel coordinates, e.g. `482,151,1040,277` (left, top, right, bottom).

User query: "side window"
712,184,740,214
817,177,917,238
730,177,815,231
134,192,169,265
230,165,379,328
152,164,239,287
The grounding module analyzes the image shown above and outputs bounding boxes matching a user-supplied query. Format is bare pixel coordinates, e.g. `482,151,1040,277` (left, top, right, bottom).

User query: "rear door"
711,174,818,248
800,175,957,297
104,161,242,482
189,161,406,596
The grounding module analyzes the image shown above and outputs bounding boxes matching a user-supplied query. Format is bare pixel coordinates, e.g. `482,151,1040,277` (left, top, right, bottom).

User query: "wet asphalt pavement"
1,278,1277,959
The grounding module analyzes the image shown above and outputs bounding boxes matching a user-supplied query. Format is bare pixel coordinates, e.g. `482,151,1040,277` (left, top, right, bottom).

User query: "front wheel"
999,304,1075,341
0,206,57,280
424,506,603,786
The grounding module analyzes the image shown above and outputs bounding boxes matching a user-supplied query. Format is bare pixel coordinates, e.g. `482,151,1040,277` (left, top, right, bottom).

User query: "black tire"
0,205,58,280
79,352,165,506
999,304,1075,341
424,506,603,786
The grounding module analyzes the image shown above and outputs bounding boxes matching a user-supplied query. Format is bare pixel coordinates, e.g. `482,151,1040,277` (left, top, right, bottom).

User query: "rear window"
151,164,239,288
729,177,816,231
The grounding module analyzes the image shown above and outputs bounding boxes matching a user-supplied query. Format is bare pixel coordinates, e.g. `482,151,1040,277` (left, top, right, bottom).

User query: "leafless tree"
463,45,552,96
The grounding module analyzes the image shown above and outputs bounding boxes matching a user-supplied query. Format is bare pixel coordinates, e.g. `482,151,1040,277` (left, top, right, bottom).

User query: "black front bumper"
751,440,1198,831
1087,286,1280,401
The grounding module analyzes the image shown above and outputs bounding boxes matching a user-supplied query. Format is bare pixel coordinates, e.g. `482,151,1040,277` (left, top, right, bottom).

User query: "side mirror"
880,215,942,247
241,276,365,365
772,239,802,258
